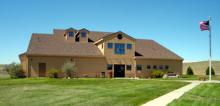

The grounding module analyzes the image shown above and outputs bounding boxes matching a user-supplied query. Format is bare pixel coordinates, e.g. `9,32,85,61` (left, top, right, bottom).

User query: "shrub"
186,66,194,75
62,62,77,78
47,68,61,78
151,70,164,78
206,66,215,75
6,62,26,78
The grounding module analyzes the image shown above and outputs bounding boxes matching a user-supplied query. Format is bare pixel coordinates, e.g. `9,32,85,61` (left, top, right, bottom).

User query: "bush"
206,66,215,75
151,70,164,78
6,62,26,78
62,62,77,78
186,66,194,75
47,68,61,78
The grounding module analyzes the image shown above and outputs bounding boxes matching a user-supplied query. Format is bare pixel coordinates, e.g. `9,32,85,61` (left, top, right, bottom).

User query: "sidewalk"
141,81,202,106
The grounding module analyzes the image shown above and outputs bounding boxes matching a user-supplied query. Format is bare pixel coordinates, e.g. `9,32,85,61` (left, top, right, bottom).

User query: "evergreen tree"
206,66,215,75
186,66,194,75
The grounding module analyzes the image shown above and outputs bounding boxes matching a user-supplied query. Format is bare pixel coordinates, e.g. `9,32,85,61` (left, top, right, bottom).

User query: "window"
115,43,125,54
153,65,157,69
81,32,87,37
159,65,163,70
165,65,169,70
136,65,142,71
117,34,123,39
68,32,74,37
147,65,151,69
127,44,132,49
126,65,132,70
107,43,113,49
107,64,113,70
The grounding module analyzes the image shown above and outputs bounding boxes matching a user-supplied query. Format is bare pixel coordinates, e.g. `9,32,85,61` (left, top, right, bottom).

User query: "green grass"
180,75,220,80
168,83,220,106
0,78,188,106
159,75,220,81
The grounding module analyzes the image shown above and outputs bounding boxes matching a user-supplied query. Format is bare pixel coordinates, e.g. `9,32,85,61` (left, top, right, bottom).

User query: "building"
19,28,183,78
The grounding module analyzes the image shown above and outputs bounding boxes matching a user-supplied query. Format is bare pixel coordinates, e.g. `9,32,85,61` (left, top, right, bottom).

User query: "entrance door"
114,64,125,77
39,63,46,77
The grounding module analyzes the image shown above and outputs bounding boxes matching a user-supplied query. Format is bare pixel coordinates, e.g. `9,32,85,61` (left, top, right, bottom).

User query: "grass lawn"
0,71,9,79
168,83,220,106
160,75,220,81
0,78,188,106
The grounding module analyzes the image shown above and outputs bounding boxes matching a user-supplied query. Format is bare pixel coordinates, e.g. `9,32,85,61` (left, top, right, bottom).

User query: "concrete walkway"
141,81,202,106
141,80,220,106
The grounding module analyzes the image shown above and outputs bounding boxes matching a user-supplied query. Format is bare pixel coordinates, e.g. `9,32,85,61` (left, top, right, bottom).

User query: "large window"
127,44,132,49
68,32,74,37
107,64,113,70
107,43,113,49
126,65,132,70
136,65,142,71
115,43,125,54
81,32,87,37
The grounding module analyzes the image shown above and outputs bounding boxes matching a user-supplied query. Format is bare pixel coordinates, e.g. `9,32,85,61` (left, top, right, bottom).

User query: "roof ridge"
136,39,153,41
54,28,114,33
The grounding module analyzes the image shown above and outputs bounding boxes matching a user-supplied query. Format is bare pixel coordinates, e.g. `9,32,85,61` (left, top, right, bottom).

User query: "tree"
7,62,26,78
186,66,194,75
206,66,215,75
62,62,77,78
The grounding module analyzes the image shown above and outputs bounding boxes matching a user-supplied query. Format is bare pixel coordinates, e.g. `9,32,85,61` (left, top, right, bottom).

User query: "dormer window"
68,32,74,37
81,32,87,37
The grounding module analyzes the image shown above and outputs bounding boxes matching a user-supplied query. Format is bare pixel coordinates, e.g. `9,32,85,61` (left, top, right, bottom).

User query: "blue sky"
0,0,219,64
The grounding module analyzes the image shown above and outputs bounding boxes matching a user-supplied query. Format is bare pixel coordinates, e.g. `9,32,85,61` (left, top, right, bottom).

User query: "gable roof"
135,39,183,60
94,31,136,44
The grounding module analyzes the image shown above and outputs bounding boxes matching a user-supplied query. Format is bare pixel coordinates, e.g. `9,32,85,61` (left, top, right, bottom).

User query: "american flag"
200,21,209,31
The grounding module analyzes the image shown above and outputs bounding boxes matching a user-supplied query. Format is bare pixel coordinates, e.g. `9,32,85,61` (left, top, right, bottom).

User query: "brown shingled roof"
89,31,112,41
24,28,183,60
135,39,183,60
26,34,104,56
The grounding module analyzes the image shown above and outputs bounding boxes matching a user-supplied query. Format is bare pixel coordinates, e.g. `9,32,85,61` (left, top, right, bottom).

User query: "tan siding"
20,55,28,76
136,59,182,77
27,56,107,77
104,34,135,58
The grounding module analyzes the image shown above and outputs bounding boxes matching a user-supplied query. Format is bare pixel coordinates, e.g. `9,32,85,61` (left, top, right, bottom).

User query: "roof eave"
25,53,105,58
134,56,183,61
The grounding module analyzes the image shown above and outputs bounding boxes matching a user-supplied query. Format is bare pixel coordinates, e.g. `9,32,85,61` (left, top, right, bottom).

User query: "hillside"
0,64,4,70
183,61,220,75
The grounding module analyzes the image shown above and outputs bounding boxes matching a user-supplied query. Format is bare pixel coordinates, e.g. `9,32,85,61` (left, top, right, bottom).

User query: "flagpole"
208,16,212,82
